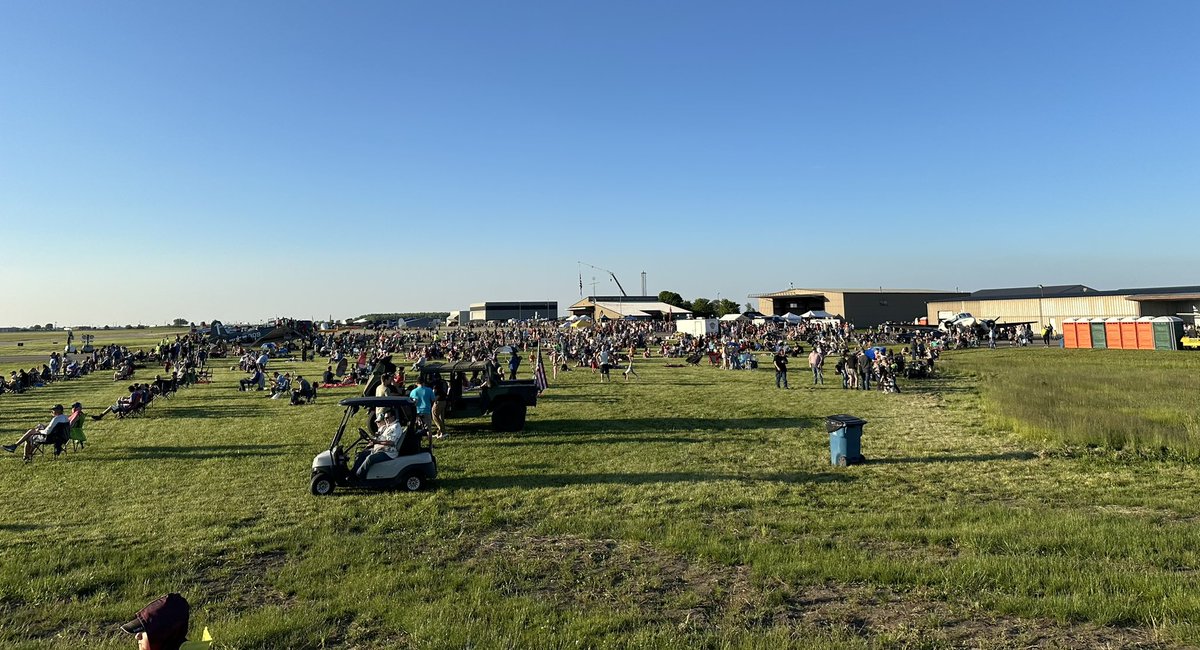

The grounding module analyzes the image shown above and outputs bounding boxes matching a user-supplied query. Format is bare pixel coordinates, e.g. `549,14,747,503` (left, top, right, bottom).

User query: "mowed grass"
1,331,1199,648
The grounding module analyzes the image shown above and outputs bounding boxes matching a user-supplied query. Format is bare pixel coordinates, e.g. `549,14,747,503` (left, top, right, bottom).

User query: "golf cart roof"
338,396,417,409
419,360,490,374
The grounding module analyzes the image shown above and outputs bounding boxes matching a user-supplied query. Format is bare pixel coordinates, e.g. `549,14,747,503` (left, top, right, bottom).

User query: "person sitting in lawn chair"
239,367,265,392
92,384,149,420
269,372,291,399
290,375,316,405
4,404,71,462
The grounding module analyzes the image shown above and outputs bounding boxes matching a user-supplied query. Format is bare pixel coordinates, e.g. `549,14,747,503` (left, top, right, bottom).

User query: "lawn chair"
68,419,87,451
33,421,72,459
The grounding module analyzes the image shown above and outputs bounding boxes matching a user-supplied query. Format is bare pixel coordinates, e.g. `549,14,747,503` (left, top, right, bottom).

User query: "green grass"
954,346,1200,458
1,334,1198,648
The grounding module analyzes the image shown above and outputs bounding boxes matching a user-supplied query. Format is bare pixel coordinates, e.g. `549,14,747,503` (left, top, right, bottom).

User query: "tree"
172,318,189,327
714,299,741,317
658,291,686,308
745,302,754,313
45,323,54,330
30,324,42,330
690,298,716,318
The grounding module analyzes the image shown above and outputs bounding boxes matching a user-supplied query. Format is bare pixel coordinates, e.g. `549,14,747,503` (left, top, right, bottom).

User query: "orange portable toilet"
1105,318,1124,349
1135,316,1156,350
1075,318,1092,348
1062,318,1078,348
1119,317,1138,350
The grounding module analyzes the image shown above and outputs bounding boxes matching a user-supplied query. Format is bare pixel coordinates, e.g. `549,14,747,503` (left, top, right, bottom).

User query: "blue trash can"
826,414,867,466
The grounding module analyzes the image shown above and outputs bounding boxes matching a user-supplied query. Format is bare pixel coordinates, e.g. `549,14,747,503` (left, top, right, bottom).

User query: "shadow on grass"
520,417,821,435
868,451,1037,465
498,434,711,447
442,470,854,490
96,443,309,460
144,404,271,419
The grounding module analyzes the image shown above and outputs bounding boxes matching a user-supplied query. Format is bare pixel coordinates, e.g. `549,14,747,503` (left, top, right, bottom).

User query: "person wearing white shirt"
4,404,70,461
353,409,403,479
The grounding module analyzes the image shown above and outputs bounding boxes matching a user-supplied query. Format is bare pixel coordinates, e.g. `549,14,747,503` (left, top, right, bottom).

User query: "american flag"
533,349,549,394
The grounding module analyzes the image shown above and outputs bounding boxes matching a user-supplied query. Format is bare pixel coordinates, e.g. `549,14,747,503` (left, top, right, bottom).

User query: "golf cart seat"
397,423,423,456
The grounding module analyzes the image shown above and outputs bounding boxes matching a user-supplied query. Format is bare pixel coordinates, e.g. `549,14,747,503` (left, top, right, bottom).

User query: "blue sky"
1,1,1196,326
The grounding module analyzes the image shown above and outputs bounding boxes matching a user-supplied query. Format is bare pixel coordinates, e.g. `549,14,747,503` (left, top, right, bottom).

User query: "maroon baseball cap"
120,593,189,640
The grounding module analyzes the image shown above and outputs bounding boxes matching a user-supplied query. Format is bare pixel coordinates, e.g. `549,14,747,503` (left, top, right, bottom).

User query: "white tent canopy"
800,310,838,320
719,313,748,322
781,312,803,324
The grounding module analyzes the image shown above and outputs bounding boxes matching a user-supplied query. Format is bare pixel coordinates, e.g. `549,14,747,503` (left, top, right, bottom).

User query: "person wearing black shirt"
772,350,789,389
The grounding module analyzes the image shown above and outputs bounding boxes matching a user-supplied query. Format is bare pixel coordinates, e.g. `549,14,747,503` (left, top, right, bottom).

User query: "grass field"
2,330,1199,648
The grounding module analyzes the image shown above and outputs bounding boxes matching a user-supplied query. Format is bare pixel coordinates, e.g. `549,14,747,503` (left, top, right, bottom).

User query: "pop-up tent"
800,310,838,320
781,312,804,324
719,313,748,322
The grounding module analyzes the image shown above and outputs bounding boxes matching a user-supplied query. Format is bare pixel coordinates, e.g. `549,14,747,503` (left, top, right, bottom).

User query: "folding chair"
68,420,87,451
33,421,72,459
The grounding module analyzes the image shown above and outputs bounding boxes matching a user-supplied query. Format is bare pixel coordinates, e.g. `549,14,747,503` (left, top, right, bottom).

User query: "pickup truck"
418,360,538,432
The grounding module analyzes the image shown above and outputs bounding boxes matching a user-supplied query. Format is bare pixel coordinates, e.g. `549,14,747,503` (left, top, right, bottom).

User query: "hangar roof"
949,285,1200,302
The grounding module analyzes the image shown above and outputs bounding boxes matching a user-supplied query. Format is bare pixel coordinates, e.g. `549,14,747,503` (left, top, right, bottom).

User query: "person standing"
857,349,871,390
507,351,520,381
408,377,435,431
772,348,788,389
598,348,611,383
430,373,448,439
808,347,824,385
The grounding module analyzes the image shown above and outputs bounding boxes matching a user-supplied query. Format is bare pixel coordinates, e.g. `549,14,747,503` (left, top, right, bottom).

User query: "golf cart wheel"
490,401,526,432
402,472,425,492
836,455,848,467
311,474,336,496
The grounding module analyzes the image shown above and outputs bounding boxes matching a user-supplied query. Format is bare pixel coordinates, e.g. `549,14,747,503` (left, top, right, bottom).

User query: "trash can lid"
825,414,867,431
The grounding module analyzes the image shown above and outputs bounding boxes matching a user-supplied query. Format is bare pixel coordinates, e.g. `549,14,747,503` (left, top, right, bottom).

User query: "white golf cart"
310,396,437,495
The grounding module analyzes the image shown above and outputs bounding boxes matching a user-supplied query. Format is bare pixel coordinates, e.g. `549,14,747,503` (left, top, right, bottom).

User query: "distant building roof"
579,295,662,303
752,288,959,298
955,285,1200,302
582,301,693,318
966,285,1099,300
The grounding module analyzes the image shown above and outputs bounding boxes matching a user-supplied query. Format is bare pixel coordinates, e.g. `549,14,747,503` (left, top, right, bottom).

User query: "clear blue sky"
2,1,1196,326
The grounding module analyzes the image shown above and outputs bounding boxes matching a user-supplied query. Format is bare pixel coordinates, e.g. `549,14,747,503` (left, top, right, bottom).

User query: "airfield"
2,328,1200,649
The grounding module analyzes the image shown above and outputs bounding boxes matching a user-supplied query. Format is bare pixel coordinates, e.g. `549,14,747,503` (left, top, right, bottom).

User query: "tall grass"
951,347,1200,457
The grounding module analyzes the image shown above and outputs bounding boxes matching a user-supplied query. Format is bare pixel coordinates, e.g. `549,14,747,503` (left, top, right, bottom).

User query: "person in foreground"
4,403,70,461
121,593,191,650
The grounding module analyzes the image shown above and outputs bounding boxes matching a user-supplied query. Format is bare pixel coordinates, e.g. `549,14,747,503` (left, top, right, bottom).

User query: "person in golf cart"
351,407,404,479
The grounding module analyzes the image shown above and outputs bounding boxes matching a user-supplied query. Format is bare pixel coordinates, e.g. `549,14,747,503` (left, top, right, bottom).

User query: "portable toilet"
1089,317,1107,349
1062,318,1079,349
1105,318,1124,349
1135,316,1156,350
1119,318,1139,351
1075,317,1092,348
1152,316,1185,351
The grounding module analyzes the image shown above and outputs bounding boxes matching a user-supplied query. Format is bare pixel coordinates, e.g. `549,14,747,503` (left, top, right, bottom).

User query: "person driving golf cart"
352,407,403,479
310,396,437,495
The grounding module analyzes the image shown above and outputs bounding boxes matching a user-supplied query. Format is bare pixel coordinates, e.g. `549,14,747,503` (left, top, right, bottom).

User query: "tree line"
657,292,744,318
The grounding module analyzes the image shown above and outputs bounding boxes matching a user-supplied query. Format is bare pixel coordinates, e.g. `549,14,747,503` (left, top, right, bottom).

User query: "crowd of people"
2,317,953,464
